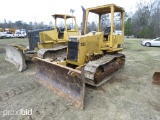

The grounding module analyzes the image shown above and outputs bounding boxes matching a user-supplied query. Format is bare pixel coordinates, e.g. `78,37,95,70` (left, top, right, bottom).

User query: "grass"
0,37,160,120
0,38,29,60
0,38,28,46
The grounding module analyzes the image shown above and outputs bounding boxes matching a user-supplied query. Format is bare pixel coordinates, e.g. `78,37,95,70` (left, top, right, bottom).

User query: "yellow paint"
62,4,125,67
38,14,79,49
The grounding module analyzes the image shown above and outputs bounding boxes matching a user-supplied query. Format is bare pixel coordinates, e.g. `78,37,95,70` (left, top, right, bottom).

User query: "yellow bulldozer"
5,28,15,33
35,4,125,109
4,14,79,72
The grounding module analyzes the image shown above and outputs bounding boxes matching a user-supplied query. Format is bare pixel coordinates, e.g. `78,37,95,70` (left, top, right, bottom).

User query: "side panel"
108,35,124,51
28,28,53,50
113,35,124,49
39,30,58,43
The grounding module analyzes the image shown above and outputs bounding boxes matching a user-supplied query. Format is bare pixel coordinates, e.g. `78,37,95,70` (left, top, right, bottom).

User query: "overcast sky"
0,0,149,25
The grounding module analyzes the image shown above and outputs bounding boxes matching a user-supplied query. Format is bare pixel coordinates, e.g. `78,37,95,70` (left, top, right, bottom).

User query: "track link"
84,53,125,87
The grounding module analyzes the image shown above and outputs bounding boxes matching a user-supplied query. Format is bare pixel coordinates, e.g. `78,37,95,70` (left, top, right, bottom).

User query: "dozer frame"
36,4,125,109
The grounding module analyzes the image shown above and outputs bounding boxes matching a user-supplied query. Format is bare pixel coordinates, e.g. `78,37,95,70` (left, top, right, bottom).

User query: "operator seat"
58,27,65,39
104,27,111,40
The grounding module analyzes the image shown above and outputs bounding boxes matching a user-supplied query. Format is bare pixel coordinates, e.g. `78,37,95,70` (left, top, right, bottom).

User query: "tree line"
0,20,51,30
125,0,160,38
85,0,159,38
0,0,159,38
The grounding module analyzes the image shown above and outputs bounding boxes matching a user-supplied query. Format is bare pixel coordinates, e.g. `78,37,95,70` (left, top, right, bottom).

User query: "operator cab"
52,14,78,39
82,4,125,47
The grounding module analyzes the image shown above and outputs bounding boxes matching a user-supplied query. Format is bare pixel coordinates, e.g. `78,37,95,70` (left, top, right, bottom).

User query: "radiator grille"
67,41,79,61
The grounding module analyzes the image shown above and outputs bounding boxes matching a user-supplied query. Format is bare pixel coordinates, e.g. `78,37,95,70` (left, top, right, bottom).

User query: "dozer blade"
153,72,160,85
4,45,27,72
35,58,85,109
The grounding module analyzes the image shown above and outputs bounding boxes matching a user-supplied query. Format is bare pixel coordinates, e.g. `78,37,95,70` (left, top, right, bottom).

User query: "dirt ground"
0,38,160,120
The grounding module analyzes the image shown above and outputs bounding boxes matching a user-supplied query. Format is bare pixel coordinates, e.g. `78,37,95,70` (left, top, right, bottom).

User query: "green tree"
125,18,132,36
